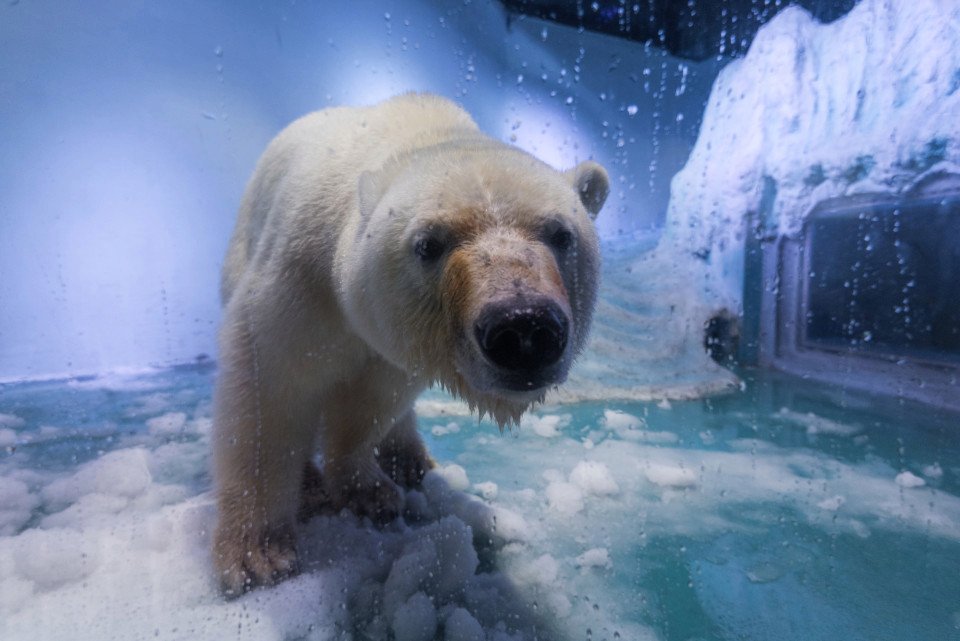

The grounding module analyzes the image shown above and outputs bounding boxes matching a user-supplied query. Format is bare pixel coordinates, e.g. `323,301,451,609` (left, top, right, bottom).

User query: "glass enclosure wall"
2,2,959,641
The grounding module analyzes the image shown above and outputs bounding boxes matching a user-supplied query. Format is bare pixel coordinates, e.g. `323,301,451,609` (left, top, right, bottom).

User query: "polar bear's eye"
548,227,575,252
414,235,446,262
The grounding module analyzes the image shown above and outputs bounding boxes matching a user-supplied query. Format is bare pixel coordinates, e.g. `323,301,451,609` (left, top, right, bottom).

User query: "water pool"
1,363,956,641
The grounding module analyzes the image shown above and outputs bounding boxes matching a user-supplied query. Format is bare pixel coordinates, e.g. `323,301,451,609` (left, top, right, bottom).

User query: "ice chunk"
487,505,534,543
0,428,16,447
520,413,570,438
817,495,846,511
473,481,498,501
22,425,64,444
432,421,461,436
0,477,39,536
569,461,619,496
436,464,470,491
511,553,559,587
777,409,860,436
444,607,485,641
544,591,572,618
149,411,184,433
628,429,679,444
644,463,698,488
601,410,677,443
895,471,926,488
420,471,532,545
602,409,645,431
392,591,437,641
146,411,187,436
922,463,943,479
382,515,479,618
575,547,613,570
545,481,584,514
0,413,26,429
746,561,785,584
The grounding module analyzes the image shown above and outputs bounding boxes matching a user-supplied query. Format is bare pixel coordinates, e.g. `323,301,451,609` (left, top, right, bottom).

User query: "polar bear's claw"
327,464,404,526
215,527,299,597
377,439,435,488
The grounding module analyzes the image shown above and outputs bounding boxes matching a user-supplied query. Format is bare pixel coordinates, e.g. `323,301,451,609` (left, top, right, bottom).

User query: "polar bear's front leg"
211,336,316,596
376,410,436,487
324,450,404,524
319,362,423,524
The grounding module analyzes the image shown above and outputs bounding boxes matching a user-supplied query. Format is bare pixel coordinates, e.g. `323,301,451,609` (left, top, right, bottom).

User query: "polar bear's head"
343,142,607,425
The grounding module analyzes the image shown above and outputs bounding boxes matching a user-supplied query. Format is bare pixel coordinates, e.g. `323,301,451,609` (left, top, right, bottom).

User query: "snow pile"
557,236,740,403
0,440,554,640
650,0,960,331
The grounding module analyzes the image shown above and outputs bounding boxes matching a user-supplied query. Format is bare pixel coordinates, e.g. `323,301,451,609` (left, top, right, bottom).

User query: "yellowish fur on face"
412,216,573,428
369,153,601,429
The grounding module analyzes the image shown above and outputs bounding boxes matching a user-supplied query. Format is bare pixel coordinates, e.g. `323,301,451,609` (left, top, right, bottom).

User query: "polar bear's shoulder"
282,93,475,139
370,92,477,127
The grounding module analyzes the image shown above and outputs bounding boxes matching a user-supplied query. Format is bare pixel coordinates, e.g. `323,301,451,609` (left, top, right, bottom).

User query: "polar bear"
212,93,608,595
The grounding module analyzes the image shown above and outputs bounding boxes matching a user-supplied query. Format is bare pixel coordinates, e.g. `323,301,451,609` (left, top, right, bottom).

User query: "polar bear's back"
221,94,480,305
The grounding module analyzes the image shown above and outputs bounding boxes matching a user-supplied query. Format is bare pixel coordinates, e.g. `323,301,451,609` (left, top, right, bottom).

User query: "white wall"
0,0,721,381
656,0,960,324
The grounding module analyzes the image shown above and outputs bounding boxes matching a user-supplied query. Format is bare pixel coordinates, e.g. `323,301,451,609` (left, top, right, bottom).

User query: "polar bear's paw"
377,435,436,488
327,462,404,525
214,524,299,597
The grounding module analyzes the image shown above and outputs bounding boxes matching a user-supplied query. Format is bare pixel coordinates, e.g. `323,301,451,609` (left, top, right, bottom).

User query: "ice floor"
1,360,958,641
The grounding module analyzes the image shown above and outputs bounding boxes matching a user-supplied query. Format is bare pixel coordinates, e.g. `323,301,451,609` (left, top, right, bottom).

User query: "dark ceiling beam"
499,0,859,61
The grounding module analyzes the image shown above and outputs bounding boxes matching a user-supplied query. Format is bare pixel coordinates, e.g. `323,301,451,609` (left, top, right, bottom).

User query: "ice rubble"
2,374,959,641
0,410,551,641
648,0,960,338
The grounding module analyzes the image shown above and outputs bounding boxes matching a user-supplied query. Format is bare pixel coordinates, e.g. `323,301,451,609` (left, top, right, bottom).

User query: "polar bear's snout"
474,298,569,389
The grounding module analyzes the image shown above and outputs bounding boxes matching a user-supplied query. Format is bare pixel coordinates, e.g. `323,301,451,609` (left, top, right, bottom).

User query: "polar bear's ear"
358,170,385,221
565,161,609,220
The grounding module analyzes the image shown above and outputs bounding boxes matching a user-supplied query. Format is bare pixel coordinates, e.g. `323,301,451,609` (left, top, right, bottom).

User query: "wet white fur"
212,93,607,594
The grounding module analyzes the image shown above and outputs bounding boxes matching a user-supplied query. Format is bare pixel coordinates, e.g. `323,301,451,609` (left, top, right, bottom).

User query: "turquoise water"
1,364,958,640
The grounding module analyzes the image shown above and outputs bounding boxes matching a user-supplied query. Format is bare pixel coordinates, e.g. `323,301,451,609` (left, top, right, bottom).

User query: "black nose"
475,300,569,372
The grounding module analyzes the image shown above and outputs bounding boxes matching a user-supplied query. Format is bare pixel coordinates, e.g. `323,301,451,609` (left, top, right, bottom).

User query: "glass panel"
805,198,960,364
